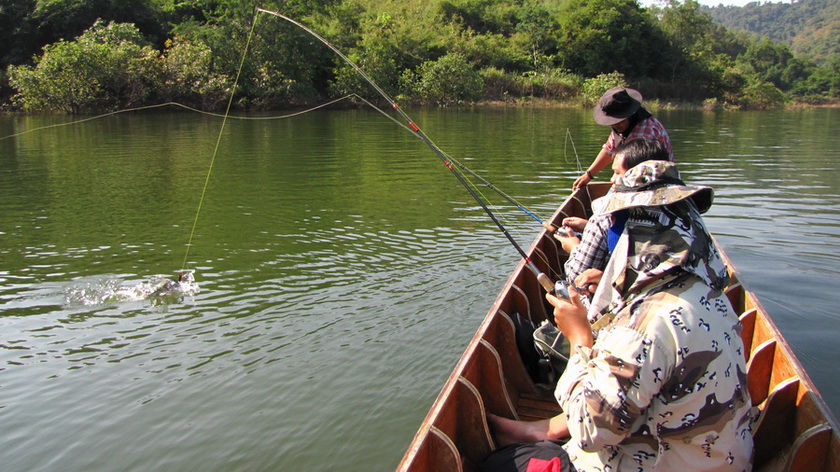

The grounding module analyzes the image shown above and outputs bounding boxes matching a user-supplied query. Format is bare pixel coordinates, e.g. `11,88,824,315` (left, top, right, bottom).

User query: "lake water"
1,106,838,471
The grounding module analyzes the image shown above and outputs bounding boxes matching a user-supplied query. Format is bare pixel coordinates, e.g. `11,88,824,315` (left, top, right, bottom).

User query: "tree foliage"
9,20,161,113
2,0,838,112
705,0,839,65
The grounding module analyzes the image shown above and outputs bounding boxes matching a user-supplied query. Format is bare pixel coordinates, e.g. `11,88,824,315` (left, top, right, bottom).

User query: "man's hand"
561,216,589,233
552,231,580,254
546,288,593,349
572,172,591,190
574,269,604,295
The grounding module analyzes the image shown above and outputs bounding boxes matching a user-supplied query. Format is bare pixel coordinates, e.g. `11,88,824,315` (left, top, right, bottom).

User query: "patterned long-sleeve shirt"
604,116,673,160
555,274,754,471
564,213,611,286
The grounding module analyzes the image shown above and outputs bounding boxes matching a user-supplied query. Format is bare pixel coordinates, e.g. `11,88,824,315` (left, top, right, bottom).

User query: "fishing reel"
553,225,573,238
552,280,571,300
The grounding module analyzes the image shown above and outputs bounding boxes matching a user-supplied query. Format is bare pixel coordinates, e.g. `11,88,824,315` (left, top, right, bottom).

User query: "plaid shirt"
603,116,673,159
564,213,611,284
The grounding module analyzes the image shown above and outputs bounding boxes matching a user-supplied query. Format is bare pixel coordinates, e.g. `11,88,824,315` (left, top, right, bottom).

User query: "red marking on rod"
392,103,399,110
408,122,419,132
524,257,532,263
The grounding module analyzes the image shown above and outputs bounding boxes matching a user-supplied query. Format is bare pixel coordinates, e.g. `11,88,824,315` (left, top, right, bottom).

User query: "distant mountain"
702,0,839,64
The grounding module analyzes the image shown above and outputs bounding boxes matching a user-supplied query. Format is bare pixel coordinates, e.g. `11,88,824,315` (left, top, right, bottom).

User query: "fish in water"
150,271,197,297
64,271,199,306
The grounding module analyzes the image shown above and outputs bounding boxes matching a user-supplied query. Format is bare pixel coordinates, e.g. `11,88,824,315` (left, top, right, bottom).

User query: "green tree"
404,53,484,105
9,20,161,113
554,0,668,80
0,0,37,67
28,0,167,49
160,36,228,109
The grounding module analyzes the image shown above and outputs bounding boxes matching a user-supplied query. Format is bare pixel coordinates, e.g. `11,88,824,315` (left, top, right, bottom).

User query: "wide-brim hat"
594,87,643,126
601,161,714,215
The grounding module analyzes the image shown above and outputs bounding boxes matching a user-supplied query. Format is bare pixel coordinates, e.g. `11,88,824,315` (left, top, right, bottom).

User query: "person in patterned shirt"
558,139,671,293
572,87,673,191
487,161,754,472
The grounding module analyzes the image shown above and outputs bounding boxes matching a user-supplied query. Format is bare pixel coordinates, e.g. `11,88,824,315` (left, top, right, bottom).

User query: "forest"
0,0,837,114
704,0,838,65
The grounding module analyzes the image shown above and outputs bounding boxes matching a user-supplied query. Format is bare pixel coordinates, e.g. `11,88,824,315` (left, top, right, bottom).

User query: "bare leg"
488,414,570,448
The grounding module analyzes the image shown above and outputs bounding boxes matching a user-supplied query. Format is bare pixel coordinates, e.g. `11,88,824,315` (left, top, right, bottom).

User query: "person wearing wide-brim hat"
573,87,673,190
486,159,753,471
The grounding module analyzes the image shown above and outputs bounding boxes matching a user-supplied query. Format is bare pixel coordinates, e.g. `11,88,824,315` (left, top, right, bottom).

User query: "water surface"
0,106,837,471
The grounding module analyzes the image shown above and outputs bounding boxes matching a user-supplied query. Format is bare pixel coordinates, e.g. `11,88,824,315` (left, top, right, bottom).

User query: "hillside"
703,0,839,64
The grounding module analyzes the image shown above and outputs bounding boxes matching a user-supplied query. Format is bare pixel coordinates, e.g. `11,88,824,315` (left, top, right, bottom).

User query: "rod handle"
536,272,555,293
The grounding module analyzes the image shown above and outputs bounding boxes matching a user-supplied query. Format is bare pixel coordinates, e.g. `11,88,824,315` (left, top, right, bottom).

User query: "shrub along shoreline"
2,0,837,115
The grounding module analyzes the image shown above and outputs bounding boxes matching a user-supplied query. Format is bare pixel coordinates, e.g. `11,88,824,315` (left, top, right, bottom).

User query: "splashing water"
64,270,200,306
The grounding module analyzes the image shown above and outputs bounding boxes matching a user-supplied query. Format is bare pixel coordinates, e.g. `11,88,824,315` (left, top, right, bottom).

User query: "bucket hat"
601,161,714,215
593,87,644,126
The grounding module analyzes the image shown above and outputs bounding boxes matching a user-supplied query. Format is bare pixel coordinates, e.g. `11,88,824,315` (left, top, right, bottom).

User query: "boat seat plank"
747,338,777,406
508,285,535,326
461,339,518,420
725,283,745,313
514,275,549,324
515,394,564,421
786,423,832,472
739,308,757,361
753,377,800,469
485,310,541,398
432,377,495,471
403,426,463,472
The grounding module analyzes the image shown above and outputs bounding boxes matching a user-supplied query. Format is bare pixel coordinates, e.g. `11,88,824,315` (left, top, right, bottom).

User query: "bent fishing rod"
257,7,555,292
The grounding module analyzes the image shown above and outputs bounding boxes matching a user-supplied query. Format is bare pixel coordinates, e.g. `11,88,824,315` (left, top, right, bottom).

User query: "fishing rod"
256,7,555,292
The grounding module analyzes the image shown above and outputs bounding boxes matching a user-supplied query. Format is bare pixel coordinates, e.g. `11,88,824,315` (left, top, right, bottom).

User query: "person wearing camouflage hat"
550,160,753,471
486,161,753,471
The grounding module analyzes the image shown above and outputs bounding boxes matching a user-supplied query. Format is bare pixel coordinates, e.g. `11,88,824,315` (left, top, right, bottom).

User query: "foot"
487,414,551,448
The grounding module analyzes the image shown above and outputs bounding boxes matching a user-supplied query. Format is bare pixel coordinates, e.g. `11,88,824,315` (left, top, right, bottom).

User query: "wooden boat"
397,182,840,471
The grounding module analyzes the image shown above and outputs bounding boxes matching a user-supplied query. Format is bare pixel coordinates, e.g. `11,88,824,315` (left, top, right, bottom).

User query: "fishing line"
564,128,583,173
256,7,555,292
0,95,369,142
180,12,261,271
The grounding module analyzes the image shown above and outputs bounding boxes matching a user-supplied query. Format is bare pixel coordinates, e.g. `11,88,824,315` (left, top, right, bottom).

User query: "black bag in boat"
510,313,569,388
532,320,570,387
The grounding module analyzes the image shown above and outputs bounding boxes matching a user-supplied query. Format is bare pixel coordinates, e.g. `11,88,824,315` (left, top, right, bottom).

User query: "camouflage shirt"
555,273,754,471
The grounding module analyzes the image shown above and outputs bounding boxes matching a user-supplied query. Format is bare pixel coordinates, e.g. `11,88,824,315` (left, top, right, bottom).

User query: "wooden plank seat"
485,310,542,399
405,426,462,472
739,308,758,361
725,282,746,315
484,310,562,421
432,376,496,471
785,423,833,472
753,377,800,469
461,339,518,420
508,284,536,326
747,338,777,406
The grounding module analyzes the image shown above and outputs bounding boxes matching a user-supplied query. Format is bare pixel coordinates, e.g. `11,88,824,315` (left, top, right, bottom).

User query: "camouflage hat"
601,161,713,215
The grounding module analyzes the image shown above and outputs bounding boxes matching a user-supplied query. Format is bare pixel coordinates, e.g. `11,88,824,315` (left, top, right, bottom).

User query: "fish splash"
65,270,199,306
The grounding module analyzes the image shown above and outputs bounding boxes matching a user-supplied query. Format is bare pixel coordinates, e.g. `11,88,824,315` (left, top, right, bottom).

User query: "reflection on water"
0,107,838,471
